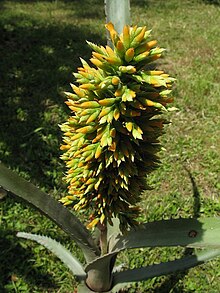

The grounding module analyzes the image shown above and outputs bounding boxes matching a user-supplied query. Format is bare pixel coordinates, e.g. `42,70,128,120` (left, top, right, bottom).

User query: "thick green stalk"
99,223,108,255
105,0,130,34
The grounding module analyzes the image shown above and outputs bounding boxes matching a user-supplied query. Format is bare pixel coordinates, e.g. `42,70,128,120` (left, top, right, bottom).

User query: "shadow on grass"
131,0,150,7
0,5,104,190
0,5,101,289
0,2,99,291
0,229,57,292
203,0,220,5
185,167,201,219
0,193,82,291
153,169,201,292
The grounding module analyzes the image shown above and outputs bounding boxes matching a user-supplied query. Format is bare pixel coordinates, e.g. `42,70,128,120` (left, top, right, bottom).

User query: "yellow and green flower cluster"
60,23,175,230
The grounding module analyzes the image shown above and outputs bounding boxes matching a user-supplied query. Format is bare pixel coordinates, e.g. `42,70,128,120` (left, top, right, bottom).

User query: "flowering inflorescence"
60,23,175,231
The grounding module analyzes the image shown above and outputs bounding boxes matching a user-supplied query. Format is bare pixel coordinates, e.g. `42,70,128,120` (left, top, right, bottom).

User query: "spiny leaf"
0,163,100,262
17,232,86,280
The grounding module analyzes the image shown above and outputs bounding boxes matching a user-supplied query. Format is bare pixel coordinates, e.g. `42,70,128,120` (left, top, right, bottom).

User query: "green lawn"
0,0,220,292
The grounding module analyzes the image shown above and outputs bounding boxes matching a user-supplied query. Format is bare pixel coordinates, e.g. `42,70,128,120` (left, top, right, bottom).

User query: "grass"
0,0,220,292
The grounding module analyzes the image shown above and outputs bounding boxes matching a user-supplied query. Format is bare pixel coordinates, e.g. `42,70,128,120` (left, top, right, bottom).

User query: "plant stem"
99,223,108,255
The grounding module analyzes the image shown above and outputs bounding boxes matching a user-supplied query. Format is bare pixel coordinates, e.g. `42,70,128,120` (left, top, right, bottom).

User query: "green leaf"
0,187,7,199
85,253,117,292
81,217,220,290
107,217,121,242
77,281,131,293
77,283,95,293
109,218,220,252
111,282,132,293
0,163,100,262
112,248,220,287
17,232,86,280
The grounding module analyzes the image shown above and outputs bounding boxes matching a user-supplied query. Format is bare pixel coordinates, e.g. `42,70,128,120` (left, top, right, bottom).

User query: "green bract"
60,23,175,230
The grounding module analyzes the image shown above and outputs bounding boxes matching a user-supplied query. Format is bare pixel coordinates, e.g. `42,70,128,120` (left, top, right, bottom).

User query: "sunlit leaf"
109,217,220,252
112,248,220,287
17,232,86,280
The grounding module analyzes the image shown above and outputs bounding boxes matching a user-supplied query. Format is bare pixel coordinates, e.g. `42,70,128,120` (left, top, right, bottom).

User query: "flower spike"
60,23,175,231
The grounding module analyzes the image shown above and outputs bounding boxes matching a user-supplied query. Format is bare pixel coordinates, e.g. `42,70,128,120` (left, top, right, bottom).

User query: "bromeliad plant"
1,23,220,293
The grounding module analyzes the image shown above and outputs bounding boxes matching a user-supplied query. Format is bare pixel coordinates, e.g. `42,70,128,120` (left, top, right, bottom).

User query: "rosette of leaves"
60,23,175,231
